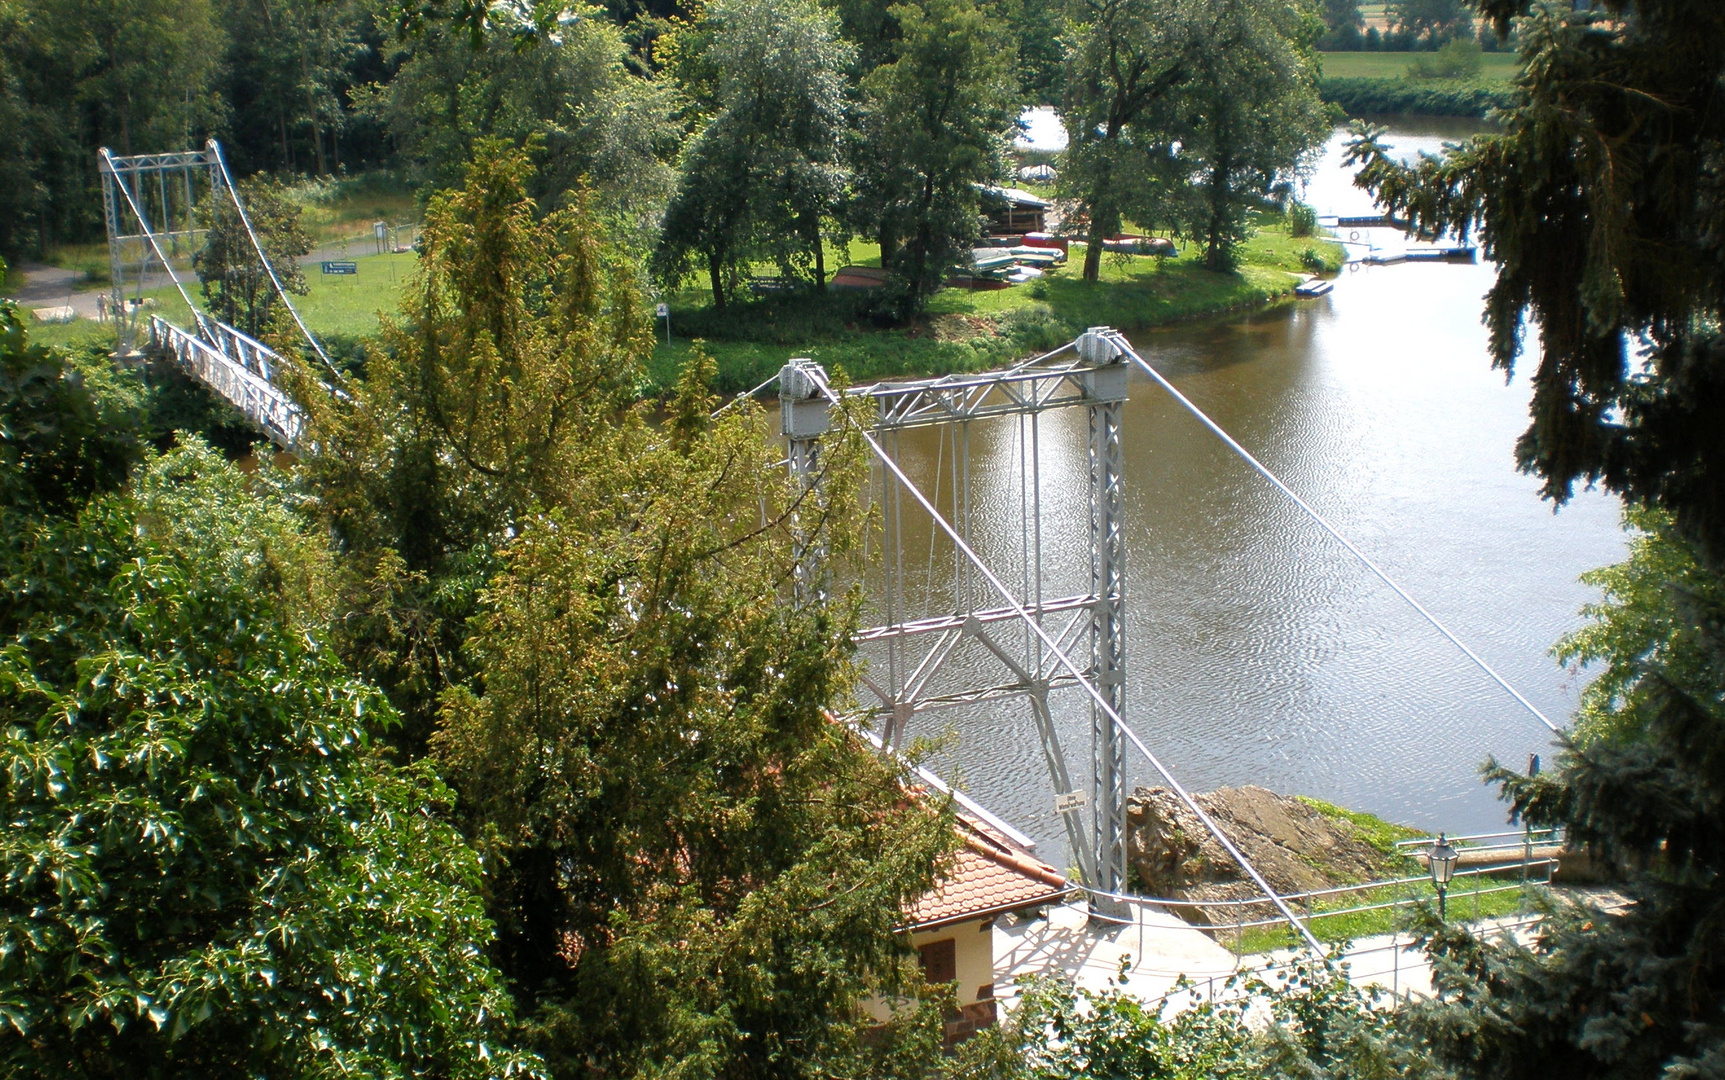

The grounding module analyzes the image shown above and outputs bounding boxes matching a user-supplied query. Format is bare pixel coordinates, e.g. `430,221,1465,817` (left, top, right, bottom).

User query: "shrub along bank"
1321,77,1514,118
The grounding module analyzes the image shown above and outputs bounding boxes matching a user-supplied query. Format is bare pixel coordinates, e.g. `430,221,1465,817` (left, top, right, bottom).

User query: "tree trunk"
1083,219,1105,281
808,211,825,292
1205,154,1232,272
707,249,726,309
302,48,327,175
879,228,898,268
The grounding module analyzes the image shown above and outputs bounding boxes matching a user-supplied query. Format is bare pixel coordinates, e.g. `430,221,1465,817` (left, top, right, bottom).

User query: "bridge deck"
146,315,305,448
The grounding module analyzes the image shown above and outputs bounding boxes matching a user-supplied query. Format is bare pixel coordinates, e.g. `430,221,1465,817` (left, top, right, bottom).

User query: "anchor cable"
208,139,344,383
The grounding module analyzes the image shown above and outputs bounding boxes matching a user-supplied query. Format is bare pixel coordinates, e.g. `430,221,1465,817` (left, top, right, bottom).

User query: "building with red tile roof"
878,812,1077,1041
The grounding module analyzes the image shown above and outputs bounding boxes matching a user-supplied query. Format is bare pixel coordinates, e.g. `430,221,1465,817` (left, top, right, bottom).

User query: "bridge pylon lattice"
778,328,1131,895
98,145,222,352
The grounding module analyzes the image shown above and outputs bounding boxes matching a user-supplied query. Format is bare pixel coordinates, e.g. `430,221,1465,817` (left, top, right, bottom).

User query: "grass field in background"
1319,50,1521,82
23,250,417,352
647,216,1344,395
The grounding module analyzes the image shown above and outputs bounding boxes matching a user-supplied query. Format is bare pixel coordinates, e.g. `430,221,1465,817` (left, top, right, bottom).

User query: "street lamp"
1429,833,1459,920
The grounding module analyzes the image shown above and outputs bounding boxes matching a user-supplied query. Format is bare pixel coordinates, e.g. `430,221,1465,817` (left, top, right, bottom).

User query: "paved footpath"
990,898,1549,1016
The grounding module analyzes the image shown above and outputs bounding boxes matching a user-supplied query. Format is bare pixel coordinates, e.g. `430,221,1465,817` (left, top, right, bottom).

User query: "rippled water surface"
862,122,1628,868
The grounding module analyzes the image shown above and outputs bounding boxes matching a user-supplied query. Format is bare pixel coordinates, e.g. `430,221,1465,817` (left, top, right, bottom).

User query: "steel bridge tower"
779,328,1131,894
98,145,222,352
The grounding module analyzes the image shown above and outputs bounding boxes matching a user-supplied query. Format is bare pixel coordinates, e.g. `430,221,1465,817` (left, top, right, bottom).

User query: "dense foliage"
193,175,313,338
1338,2,1725,1077
1320,75,1510,118
295,144,956,1078
1059,0,1327,277
0,295,537,1078
948,955,1444,1080
852,0,1018,316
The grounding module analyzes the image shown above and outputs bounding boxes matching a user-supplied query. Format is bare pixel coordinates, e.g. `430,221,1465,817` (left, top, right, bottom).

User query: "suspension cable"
808,367,1327,957
207,140,344,382
1122,343,1560,734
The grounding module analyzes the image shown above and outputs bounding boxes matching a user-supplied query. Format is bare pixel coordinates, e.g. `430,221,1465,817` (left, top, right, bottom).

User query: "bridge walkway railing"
146,314,306,448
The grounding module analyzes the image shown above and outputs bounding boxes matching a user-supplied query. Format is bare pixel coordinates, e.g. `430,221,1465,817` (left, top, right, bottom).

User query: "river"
863,120,1628,868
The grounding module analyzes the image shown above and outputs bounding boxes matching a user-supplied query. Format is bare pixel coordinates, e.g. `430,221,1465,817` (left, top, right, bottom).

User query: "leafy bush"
1408,38,1484,79
1321,76,1511,117
1287,201,1318,237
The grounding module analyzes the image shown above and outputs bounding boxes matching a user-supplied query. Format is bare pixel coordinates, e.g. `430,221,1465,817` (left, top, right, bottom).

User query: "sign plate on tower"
1054,789,1090,814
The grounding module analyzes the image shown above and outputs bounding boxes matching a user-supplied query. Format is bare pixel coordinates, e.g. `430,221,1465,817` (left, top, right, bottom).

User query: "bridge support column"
780,358,832,607
1081,327,1129,901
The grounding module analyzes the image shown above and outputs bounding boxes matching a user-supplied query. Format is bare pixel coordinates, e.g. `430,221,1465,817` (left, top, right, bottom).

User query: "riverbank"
646,218,1344,395
1322,76,1512,118
1127,785,1536,954
1318,50,1517,118
13,217,1342,397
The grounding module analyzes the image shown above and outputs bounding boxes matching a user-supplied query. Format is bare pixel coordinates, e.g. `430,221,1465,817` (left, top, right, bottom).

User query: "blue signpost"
321,261,358,275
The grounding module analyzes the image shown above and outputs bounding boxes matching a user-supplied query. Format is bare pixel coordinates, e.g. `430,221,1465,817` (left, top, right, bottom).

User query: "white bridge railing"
147,314,306,448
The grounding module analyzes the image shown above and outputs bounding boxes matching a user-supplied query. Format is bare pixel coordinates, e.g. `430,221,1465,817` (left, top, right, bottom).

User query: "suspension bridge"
103,142,1563,958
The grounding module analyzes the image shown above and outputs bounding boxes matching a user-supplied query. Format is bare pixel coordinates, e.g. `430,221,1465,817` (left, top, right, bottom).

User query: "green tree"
1347,0,1725,567
0,0,224,252
0,298,538,1079
364,15,680,247
853,0,1019,318
1553,509,1721,748
1345,2,1725,1075
653,0,854,306
1387,0,1472,48
298,141,956,1079
1057,0,1191,283
292,141,648,750
1172,0,1328,271
1317,0,1364,49
217,0,375,174
950,958,1444,1080
193,175,312,339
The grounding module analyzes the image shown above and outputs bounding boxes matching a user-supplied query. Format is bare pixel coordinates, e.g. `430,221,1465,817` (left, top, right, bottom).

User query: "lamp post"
1429,833,1459,921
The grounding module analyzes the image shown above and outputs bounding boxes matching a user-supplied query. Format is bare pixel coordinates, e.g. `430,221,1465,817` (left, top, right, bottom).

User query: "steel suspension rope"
207,140,344,383
98,149,201,325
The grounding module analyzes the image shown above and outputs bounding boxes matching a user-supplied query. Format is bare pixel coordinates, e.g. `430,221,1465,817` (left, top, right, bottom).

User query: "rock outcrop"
1125,785,1394,923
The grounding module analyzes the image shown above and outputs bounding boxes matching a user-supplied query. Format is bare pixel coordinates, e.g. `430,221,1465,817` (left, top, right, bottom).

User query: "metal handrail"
1395,828,1564,853
1082,857,1556,914
148,315,304,447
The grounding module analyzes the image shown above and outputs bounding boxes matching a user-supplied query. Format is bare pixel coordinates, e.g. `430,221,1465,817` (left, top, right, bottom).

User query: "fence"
1083,828,1565,955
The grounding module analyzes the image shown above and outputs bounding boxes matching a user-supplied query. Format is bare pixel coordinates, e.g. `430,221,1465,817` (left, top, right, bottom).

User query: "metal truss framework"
779,329,1325,951
779,330,1130,894
99,146,221,351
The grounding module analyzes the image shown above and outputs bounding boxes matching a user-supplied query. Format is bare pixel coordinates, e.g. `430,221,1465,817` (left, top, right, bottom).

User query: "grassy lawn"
1319,50,1521,83
1233,873,1538,955
648,214,1344,395
23,249,416,353
1296,795,1428,859
285,171,422,248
